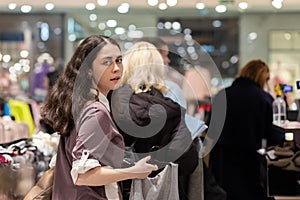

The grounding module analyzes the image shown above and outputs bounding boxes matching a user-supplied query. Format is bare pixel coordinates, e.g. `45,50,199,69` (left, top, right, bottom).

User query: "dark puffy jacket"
110,84,198,200
111,84,198,176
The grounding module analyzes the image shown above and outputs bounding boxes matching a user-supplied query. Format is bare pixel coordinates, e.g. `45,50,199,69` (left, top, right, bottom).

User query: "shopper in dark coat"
210,59,284,200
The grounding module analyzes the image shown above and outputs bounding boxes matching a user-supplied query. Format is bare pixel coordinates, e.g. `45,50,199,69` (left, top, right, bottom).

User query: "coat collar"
90,88,110,112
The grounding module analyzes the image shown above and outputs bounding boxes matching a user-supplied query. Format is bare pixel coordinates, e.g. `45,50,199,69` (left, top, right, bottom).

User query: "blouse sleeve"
70,102,124,184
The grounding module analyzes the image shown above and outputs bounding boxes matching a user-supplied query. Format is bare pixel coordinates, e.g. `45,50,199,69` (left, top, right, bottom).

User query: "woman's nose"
112,62,122,72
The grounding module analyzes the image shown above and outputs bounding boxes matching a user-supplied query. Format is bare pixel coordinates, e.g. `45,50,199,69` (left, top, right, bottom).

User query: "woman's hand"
75,156,157,186
128,156,158,179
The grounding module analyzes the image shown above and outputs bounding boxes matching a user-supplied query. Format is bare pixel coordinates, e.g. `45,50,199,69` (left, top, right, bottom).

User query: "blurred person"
137,36,183,87
44,66,62,91
209,59,284,200
110,41,198,200
138,37,207,200
30,54,55,103
0,70,11,98
182,66,212,121
40,35,157,200
138,37,207,139
137,37,170,67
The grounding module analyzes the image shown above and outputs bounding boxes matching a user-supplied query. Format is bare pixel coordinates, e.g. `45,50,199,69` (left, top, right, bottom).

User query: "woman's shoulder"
83,101,107,113
78,101,111,124
261,90,274,105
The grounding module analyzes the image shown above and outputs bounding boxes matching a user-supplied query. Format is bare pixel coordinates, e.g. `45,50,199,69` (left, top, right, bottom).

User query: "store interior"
1,0,300,199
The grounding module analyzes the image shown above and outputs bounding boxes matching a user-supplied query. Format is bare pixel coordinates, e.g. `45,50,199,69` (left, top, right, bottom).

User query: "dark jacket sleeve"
170,107,198,175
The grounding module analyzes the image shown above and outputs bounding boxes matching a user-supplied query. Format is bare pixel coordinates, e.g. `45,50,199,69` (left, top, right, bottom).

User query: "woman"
138,37,207,137
40,35,157,200
210,59,284,200
110,42,198,200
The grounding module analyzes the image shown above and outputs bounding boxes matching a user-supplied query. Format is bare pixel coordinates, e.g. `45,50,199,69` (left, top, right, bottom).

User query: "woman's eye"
103,60,112,65
116,58,122,64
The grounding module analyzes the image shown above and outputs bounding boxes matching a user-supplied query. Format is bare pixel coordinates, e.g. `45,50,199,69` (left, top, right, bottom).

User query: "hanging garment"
129,163,179,200
8,99,35,136
0,118,29,143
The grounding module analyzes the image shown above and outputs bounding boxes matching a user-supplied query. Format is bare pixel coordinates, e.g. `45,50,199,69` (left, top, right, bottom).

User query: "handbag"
24,167,55,200
129,163,179,200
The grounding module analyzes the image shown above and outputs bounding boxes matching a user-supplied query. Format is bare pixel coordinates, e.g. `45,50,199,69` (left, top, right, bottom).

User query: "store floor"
275,197,300,200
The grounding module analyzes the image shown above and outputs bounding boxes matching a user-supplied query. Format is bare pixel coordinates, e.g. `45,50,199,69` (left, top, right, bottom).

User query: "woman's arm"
75,156,157,186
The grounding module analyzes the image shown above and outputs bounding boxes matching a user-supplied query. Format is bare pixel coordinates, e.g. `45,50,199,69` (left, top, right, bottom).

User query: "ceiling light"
184,34,192,41
183,28,192,35
166,0,177,7
106,19,117,27
164,21,172,29
248,32,257,40
23,65,30,72
272,0,283,9
158,3,168,10
3,54,11,63
238,2,248,10
230,55,239,64
215,4,227,13
196,3,205,10
212,20,222,27
284,32,291,40
97,0,108,6
54,28,62,35
117,3,130,14
172,21,181,30
127,30,144,39
128,24,136,31
85,3,96,10
104,30,112,36
68,34,76,42
45,3,54,10
115,27,126,35
9,67,16,74
89,14,97,21
157,22,164,29
8,3,17,10
148,0,158,6
98,22,106,30
20,5,32,13
19,59,30,66
14,63,22,71
40,22,50,41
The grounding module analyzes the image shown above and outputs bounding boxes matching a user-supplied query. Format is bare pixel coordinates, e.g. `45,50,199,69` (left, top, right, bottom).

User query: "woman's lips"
110,77,120,83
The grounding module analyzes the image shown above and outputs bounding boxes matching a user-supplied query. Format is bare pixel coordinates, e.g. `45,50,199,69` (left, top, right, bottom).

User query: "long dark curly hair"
40,35,120,136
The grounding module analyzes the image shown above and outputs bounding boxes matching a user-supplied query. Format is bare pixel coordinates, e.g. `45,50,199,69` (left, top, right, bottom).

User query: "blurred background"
0,0,300,109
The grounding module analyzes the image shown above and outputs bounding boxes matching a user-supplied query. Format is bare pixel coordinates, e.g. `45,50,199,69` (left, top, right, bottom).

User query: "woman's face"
92,43,123,96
